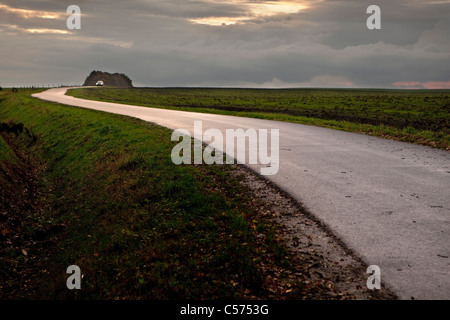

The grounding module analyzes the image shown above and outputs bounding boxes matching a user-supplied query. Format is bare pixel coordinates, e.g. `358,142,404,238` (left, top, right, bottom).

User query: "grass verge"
67,87,450,150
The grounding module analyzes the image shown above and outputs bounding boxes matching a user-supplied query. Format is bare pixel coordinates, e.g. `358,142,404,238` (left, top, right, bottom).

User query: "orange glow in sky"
393,81,450,89
189,0,308,26
0,4,64,20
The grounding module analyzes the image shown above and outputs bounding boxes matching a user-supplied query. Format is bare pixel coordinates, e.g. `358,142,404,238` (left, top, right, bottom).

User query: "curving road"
32,87,450,300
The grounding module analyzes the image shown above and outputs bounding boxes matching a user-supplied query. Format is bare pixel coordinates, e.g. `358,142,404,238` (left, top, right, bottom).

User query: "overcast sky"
1,0,449,88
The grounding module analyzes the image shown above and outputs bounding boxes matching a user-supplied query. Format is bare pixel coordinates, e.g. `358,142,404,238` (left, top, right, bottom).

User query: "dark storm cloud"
1,0,449,88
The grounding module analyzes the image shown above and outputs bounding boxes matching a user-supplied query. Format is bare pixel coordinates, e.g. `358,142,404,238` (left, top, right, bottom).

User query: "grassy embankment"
0,89,334,299
68,87,450,150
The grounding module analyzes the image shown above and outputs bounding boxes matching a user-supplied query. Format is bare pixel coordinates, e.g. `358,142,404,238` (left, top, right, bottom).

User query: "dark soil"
0,131,63,299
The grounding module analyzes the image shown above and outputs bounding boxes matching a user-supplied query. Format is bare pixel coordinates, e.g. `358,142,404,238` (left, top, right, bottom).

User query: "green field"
68,87,450,150
1,89,358,299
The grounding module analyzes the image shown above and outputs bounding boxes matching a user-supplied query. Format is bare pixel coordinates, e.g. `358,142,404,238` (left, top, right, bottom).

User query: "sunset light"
25,28,70,34
189,0,308,26
0,4,64,20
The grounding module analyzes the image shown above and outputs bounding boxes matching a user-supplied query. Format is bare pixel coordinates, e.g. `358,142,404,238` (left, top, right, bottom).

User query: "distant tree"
82,70,133,87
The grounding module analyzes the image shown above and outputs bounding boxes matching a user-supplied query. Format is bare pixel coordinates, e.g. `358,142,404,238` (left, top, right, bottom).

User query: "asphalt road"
32,87,450,300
